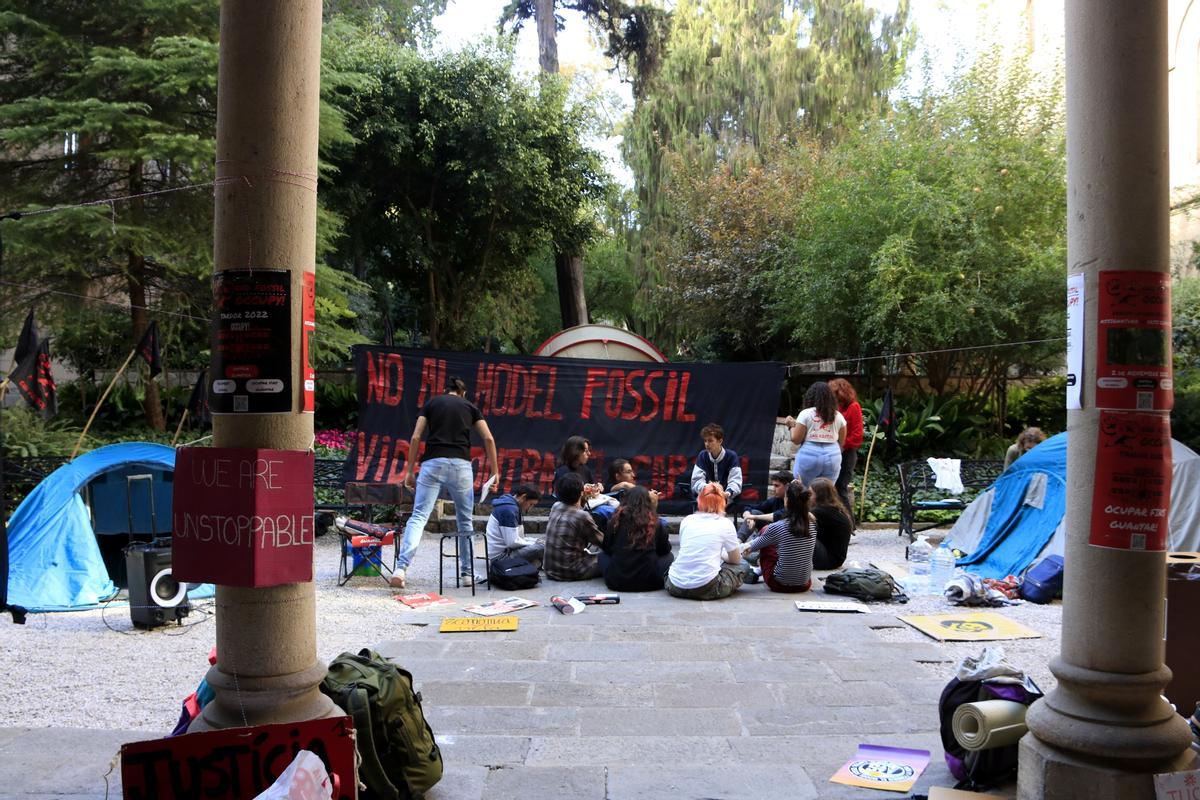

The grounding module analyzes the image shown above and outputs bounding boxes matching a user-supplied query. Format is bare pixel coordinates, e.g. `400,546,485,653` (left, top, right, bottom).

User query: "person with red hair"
665,483,744,600
828,378,863,523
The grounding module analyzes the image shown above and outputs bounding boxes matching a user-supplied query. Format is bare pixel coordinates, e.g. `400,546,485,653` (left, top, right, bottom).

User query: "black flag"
877,388,898,448
186,369,211,427
382,310,395,347
12,310,39,370
136,321,161,378
9,339,57,420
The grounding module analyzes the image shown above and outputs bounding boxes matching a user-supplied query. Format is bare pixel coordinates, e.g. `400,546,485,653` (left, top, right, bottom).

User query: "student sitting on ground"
553,435,603,500
485,484,545,569
600,486,674,592
744,480,816,593
543,473,604,581
737,469,794,542
689,423,743,505
809,477,852,570
607,458,638,496
665,483,744,601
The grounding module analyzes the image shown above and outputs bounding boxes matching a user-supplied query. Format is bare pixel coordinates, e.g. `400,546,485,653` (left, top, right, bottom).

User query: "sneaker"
389,569,406,589
460,571,486,587
744,565,761,585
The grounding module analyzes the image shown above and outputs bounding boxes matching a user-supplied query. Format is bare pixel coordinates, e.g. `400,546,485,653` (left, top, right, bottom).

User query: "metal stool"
438,531,490,596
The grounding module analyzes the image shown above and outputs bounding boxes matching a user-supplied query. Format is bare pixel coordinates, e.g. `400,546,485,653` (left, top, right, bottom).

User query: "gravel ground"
0,526,1062,732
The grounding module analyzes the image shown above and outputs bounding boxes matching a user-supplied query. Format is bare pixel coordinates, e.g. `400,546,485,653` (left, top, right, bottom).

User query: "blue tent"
948,433,1068,579
7,443,176,611
946,432,1200,580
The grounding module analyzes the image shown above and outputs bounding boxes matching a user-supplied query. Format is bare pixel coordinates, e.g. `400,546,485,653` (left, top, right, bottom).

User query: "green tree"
773,47,1067,406
321,36,610,349
624,0,912,349
0,0,222,430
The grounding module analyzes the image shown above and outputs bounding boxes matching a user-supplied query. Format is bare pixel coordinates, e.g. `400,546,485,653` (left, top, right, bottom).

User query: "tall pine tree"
0,0,221,431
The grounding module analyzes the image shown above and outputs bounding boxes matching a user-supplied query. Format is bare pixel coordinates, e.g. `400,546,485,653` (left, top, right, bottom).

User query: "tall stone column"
1018,0,1196,795
190,0,337,730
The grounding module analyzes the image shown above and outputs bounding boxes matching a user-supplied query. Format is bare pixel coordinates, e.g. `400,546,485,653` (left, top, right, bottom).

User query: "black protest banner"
346,346,786,509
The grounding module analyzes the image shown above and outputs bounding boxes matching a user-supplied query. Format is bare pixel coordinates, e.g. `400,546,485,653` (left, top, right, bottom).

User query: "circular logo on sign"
848,759,915,783
939,619,994,633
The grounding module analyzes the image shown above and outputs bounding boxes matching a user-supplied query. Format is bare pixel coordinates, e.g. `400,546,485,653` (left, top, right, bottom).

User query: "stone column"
190,0,337,730
1018,0,1196,795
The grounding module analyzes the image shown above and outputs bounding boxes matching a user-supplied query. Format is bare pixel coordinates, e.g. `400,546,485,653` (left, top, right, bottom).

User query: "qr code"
1137,392,1153,410
234,395,248,412
1130,534,1146,550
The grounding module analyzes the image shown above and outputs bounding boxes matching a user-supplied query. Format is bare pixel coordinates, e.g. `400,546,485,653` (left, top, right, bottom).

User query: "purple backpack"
938,675,1043,789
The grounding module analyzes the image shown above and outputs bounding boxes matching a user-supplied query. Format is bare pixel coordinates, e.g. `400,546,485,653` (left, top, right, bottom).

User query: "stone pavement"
373,569,980,800
0,532,1020,799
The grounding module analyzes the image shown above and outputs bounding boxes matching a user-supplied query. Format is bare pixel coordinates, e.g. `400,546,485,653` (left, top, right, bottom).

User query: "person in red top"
829,379,863,526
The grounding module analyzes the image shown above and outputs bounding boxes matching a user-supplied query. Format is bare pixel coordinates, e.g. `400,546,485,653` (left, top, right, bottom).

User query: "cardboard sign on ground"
440,615,519,632
929,788,1007,800
899,611,1041,642
829,744,930,793
1153,769,1200,799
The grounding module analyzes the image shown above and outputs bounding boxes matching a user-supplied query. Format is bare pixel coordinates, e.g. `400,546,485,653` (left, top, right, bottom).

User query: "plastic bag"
252,750,334,800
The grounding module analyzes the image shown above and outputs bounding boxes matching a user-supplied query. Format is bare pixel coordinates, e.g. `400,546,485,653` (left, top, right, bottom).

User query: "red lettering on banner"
386,440,410,484
504,365,529,417
739,456,760,502
650,455,667,493
667,455,690,496
541,365,561,420
355,432,382,480
520,448,543,485
366,352,404,406
580,368,607,420
640,372,663,421
605,371,624,418
527,366,546,418
621,370,645,420
675,372,697,422
491,364,510,415
415,358,446,408
663,372,679,422
538,453,558,495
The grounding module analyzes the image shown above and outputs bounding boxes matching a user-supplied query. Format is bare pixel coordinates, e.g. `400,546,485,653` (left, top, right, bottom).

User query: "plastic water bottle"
908,535,933,596
931,544,957,599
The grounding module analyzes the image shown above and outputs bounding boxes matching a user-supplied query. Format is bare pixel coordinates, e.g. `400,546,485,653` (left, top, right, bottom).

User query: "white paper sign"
1153,769,1200,800
1066,274,1085,410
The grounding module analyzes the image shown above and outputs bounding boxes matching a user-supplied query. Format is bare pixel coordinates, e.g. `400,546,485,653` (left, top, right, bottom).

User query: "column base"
1019,732,1197,800
188,660,340,732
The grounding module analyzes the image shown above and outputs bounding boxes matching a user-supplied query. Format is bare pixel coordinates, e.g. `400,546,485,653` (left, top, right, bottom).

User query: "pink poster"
830,744,930,793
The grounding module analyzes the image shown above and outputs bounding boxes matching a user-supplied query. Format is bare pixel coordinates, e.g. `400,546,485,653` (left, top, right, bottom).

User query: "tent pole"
857,425,880,521
72,347,138,459
170,408,189,448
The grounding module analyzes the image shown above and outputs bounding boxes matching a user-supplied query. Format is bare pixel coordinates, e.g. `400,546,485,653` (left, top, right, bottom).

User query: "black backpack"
823,566,908,603
320,649,443,800
488,555,539,590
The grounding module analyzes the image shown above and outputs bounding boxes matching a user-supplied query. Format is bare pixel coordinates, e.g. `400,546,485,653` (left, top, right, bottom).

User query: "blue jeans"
396,457,476,573
793,441,842,486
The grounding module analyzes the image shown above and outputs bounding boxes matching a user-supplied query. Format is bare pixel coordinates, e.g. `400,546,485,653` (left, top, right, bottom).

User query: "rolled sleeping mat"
952,700,1029,751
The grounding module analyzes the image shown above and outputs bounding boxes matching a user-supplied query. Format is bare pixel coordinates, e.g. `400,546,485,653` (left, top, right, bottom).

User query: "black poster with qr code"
210,269,292,414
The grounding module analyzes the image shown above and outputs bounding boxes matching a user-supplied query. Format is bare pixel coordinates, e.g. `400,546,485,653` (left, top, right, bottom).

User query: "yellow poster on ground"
439,616,519,633
899,611,1041,642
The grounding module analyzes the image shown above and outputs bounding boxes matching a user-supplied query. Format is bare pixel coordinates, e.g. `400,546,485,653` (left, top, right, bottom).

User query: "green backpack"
823,566,908,603
321,649,443,800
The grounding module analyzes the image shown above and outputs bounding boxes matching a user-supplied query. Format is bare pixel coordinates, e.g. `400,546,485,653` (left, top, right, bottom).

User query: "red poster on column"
1095,270,1172,411
302,271,315,414
1089,410,1172,551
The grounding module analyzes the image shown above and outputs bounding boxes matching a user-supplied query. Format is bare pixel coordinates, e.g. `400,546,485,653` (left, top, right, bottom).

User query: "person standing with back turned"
394,376,499,589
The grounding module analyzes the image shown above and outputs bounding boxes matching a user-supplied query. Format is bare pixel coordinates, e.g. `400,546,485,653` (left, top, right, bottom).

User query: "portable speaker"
126,543,190,629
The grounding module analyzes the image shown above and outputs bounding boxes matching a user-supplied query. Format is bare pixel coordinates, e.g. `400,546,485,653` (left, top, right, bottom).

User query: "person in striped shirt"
744,480,816,593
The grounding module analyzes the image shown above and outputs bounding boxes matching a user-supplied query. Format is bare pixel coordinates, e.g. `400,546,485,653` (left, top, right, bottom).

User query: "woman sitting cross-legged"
600,486,674,592
744,480,816,593
809,477,852,570
665,483,744,601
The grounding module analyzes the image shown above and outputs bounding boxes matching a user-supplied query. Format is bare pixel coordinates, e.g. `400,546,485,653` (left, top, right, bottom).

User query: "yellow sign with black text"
439,616,519,633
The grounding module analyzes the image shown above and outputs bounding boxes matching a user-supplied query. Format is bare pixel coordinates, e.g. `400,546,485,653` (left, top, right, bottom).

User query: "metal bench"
896,459,1004,540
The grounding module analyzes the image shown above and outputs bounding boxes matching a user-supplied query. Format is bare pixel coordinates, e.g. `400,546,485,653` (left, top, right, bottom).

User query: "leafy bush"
1,405,81,457
1007,376,1066,435
861,393,992,461
1173,369,1200,453
315,379,358,430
